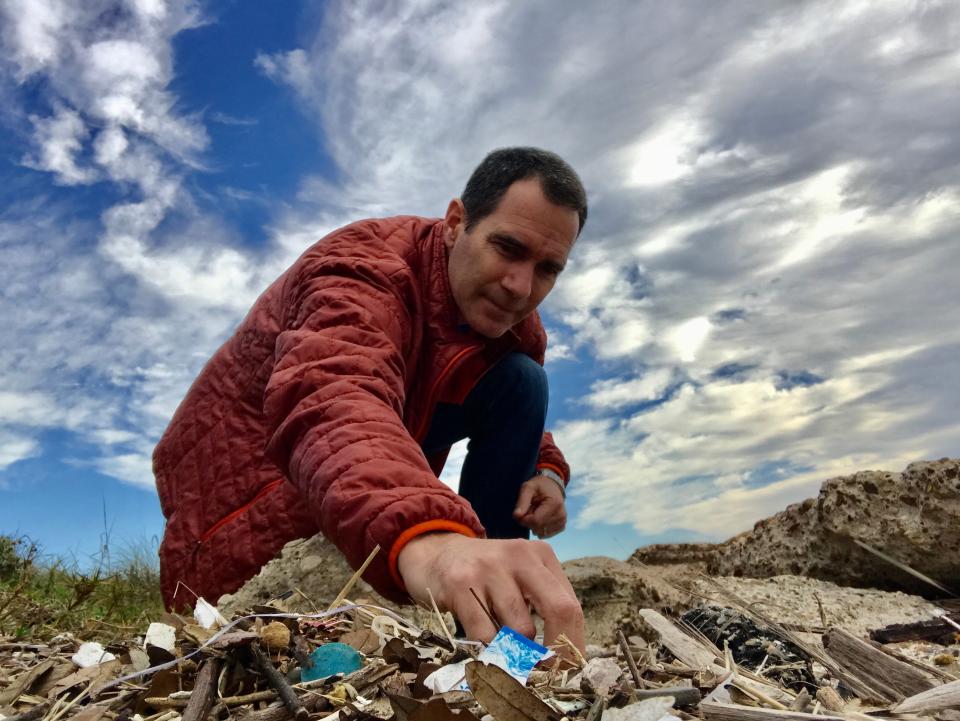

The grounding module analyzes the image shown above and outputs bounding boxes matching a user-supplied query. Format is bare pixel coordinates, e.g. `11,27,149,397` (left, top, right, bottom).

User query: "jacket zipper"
413,345,482,442
197,477,285,545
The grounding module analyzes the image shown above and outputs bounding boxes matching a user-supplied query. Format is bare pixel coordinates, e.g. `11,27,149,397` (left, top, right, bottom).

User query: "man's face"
444,178,579,338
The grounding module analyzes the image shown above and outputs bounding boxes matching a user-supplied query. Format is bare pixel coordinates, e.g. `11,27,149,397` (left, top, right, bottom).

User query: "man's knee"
482,352,547,408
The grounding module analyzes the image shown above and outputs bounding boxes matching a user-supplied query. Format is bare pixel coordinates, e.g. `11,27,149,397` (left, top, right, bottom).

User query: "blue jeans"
420,352,548,539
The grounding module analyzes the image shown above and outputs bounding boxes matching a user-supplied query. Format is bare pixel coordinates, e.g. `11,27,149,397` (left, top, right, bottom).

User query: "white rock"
72,641,117,668
144,622,177,652
194,597,228,629
581,656,622,694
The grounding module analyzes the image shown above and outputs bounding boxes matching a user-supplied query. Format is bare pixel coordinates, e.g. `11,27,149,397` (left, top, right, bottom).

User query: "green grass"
0,534,165,641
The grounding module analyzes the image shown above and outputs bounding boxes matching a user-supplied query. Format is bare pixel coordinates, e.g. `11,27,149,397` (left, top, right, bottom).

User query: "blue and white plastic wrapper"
424,626,552,693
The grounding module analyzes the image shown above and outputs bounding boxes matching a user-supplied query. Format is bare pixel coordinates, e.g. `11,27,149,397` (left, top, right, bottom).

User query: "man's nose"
501,263,534,299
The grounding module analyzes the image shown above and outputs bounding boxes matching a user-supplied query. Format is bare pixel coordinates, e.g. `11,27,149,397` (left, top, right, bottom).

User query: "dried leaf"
387,693,424,721
383,638,420,672
410,698,478,721
49,660,120,700
412,663,442,699
465,662,556,721
0,658,56,706
340,629,381,655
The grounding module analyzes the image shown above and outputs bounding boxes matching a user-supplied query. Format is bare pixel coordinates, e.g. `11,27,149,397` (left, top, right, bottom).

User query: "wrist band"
536,467,566,498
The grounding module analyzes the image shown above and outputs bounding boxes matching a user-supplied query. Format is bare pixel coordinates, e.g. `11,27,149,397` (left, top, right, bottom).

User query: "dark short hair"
461,147,588,235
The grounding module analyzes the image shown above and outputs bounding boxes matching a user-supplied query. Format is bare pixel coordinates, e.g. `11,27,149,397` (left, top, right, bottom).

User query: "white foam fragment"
193,597,228,629
424,660,470,693
144,622,177,652
72,641,117,668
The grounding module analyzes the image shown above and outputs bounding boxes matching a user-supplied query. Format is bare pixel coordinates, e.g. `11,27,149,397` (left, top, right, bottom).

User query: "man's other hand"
397,533,585,652
513,474,567,539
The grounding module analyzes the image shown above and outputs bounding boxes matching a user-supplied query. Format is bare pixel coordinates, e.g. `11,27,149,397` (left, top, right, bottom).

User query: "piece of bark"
637,609,722,673
700,701,848,721
893,678,960,715
821,627,936,702
814,687,844,713
181,657,222,721
251,642,308,721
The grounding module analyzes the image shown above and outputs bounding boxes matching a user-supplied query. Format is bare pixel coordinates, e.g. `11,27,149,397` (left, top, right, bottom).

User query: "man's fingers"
529,498,566,531
488,579,537,640
452,588,499,644
516,555,584,650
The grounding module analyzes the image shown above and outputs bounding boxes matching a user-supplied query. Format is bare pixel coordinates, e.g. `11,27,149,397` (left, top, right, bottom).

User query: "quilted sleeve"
262,230,484,602
537,431,570,486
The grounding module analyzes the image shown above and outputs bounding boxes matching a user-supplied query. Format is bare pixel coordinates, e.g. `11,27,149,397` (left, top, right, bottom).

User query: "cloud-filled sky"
1,0,958,566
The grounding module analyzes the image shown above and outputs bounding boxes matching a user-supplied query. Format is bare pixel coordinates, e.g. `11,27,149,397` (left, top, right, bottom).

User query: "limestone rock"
691,575,941,637
630,458,960,595
561,556,693,645
710,458,960,593
218,534,389,615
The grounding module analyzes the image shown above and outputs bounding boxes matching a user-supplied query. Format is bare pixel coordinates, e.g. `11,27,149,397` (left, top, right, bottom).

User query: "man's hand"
513,474,567,539
397,533,585,652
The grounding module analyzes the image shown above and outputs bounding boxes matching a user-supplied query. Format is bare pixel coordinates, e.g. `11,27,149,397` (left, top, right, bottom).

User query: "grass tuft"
0,534,165,641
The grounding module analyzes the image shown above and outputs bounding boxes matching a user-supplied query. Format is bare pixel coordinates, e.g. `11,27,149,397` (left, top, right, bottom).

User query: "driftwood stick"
181,657,222,721
617,629,646,689
870,617,959,643
251,641,309,721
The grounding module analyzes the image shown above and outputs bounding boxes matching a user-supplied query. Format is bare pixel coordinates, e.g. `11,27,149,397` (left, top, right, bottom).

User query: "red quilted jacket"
154,216,569,609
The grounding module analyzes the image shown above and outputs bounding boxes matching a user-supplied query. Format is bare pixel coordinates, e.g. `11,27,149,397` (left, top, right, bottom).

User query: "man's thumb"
513,484,535,518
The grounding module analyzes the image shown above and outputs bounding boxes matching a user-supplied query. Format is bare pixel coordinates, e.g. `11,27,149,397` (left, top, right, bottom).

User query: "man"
155,147,587,648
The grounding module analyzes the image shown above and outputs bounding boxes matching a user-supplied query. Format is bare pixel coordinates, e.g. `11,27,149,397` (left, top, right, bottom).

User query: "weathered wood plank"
700,701,847,721
894,679,960,715
821,627,936,702
637,609,722,672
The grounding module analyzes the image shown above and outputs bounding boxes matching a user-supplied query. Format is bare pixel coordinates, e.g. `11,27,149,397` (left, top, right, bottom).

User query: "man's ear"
443,198,465,250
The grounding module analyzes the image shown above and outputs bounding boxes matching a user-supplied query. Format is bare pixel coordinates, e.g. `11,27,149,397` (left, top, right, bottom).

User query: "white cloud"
0,432,40,471
22,105,96,185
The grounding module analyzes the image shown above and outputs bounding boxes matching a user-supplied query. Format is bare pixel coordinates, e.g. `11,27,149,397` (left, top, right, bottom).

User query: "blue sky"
1,0,959,572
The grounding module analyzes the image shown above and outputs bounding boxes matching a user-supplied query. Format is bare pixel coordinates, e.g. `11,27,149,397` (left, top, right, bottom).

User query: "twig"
146,691,278,709
468,587,501,631
328,545,380,611
251,641,309,721
617,629,646,689
181,657,222,721
293,587,320,614
425,587,456,648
